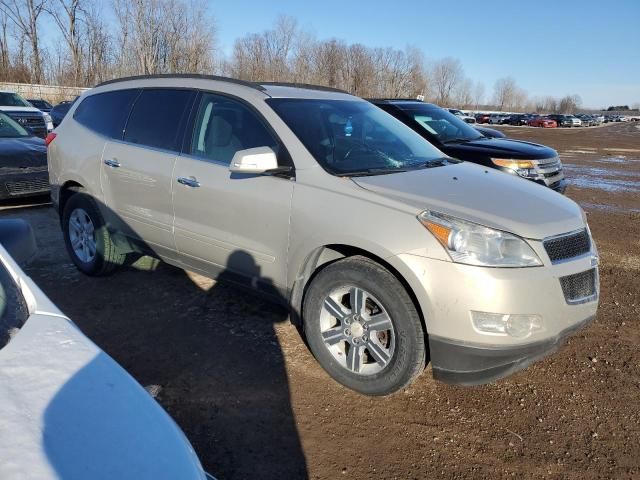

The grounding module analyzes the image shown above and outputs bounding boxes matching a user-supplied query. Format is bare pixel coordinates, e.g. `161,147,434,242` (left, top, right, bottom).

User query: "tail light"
45,132,57,147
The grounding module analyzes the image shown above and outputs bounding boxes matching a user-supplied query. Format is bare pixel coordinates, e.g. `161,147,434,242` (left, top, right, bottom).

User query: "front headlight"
43,112,52,122
418,211,542,267
491,158,537,178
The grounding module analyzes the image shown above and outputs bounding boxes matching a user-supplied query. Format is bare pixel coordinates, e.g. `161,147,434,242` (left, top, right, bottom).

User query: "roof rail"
95,74,266,91
259,82,348,94
367,98,424,103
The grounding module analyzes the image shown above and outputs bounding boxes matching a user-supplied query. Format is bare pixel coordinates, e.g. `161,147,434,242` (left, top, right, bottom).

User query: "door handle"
177,176,200,188
104,158,121,168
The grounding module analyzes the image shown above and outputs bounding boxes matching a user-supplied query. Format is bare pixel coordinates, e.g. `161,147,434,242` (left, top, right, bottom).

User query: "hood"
0,106,42,114
0,136,47,168
444,138,557,160
352,162,583,239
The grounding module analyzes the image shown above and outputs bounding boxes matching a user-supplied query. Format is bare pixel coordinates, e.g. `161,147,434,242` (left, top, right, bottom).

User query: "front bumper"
0,168,50,199
392,247,599,385
429,314,595,385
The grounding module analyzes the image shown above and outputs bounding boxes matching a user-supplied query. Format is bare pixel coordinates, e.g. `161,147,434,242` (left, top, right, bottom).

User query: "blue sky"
211,0,640,108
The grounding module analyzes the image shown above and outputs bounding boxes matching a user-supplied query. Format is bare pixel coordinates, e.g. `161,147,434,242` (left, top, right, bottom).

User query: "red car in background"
475,113,491,124
528,116,557,128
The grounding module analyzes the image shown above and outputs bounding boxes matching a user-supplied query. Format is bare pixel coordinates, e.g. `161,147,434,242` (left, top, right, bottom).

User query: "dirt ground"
2,122,639,480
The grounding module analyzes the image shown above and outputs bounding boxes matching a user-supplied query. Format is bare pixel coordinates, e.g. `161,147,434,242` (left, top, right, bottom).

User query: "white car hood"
0,248,206,480
0,314,206,480
352,162,584,239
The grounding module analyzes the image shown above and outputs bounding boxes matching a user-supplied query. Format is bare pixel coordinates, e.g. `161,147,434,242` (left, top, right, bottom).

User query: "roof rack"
259,82,348,94
95,73,266,91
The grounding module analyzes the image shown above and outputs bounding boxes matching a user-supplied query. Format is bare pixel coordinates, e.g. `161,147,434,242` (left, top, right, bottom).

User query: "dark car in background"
371,100,566,192
27,99,53,113
50,99,77,127
509,114,531,126
0,112,49,199
547,114,573,127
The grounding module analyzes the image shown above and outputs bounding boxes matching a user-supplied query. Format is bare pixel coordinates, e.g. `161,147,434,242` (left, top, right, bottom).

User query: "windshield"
400,104,484,143
0,113,29,138
0,92,30,107
28,99,51,109
267,99,450,176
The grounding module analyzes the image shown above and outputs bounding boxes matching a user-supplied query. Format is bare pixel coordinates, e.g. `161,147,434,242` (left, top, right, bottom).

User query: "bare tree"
429,57,463,106
454,78,473,108
0,7,10,75
558,94,582,114
472,81,485,110
46,0,83,85
0,0,48,83
493,77,517,111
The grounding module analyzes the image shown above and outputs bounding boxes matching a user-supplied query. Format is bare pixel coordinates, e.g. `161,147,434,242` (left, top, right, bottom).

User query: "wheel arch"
289,244,428,344
58,180,85,216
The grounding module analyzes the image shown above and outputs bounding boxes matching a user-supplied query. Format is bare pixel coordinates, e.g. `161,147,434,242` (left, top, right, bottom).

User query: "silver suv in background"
0,90,52,137
48,75,599,395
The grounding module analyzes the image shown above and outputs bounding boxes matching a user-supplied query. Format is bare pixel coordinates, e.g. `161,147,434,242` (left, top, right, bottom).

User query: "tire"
62,191,126,276
303,255,426,396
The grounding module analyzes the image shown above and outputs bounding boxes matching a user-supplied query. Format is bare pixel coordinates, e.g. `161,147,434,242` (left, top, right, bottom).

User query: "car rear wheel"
303,256,426,396
62,192,126,276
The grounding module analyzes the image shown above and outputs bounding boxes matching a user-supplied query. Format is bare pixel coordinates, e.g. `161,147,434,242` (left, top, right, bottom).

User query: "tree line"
0,1,585,113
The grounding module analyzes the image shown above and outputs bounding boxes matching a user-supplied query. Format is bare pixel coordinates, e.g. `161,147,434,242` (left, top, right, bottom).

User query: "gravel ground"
1,122,639,480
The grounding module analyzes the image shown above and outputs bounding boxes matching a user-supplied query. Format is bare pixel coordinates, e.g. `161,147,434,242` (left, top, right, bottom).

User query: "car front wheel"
303,256,426,396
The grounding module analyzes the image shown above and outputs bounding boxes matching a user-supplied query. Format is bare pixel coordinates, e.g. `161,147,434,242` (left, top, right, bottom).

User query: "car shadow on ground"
39,246,308,479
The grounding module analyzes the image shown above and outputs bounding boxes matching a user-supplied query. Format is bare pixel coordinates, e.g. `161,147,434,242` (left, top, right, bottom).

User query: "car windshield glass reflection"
0,92,30,107
0,113,29,138
267,99,449,176
404,105,484,143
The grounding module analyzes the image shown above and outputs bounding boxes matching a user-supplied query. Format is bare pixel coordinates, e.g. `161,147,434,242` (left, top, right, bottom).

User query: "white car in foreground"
0,219,212,480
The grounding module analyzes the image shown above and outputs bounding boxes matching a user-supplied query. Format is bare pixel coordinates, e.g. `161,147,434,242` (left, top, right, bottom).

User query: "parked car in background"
528,116,557,128
475,113,491,124
47,75,597,394
27,98,53,113
0,91,51,138
546,114,573,127
50,99,77,128
473,125,506,138
578,115,596,127
567,115,582,127
448,109,476,123
0,219,213,480
509,114,531,126
593,114,605,124
374,100,566,192
488,113,507,124
0,112,49,199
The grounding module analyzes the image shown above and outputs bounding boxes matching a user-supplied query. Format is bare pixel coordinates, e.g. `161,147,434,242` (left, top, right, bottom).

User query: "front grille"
543,170,562,178
5,177,50,196
559,269,597,304
5,112,46,138
543,229,591,263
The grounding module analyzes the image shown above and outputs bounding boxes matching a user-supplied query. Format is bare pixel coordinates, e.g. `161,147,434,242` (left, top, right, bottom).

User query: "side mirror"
0,219,37,265
229,147,282,175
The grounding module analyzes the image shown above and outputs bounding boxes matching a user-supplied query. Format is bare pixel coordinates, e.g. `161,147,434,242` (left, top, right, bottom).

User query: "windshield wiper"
339,168,409,177
442,137,471,144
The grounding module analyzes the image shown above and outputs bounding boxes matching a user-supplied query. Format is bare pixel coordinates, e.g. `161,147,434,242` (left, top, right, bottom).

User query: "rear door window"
124,89,195,152
73,89,140,138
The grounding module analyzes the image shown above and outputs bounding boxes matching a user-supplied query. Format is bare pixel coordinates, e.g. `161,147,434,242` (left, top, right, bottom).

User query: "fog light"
471,311,542,338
